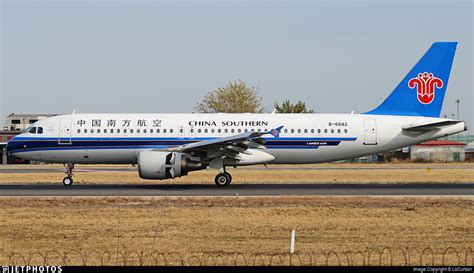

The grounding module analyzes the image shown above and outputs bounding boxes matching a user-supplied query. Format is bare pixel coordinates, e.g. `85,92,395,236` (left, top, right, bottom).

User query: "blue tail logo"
365,42,457,118
408,72,443,105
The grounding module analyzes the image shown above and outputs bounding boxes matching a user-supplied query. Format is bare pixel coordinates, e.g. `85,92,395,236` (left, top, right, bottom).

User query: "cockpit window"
37,127,43,134
28,127,37,134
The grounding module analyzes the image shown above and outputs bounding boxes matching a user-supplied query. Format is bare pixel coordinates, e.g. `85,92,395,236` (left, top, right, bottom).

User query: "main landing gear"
63,163,74,186
215,172,232,187
210,159,233,187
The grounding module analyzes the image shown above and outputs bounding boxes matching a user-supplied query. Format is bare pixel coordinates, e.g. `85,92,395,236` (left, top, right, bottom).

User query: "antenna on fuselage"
72,109,77,114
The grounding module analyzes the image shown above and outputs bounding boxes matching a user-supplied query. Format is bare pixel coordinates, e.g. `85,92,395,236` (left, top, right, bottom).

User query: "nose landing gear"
63,163,74,186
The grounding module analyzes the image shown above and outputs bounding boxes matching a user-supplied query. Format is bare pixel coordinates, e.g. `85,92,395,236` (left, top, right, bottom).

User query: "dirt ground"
0,196,472,265
0,163,473,184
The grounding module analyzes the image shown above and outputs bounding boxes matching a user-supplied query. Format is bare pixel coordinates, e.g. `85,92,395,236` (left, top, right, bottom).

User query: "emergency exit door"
363,119,377,145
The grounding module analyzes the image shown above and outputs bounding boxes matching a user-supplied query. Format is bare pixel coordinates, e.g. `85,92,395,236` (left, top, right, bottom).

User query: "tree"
273,99,314,113
195,80,265,113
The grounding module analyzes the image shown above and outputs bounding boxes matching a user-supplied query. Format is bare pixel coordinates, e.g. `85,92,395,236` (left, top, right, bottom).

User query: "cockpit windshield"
28,127,37,134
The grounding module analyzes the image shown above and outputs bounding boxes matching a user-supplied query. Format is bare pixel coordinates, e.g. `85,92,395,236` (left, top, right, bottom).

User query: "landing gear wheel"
62,163,74,187
63,177,73,186
215,172,232,187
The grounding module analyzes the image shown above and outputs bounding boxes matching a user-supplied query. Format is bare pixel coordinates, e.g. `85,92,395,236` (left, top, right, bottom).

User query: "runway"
1,164,472,173
0,183,472,196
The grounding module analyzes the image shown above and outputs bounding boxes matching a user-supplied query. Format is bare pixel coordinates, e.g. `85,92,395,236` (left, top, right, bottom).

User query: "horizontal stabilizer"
402,120,462,132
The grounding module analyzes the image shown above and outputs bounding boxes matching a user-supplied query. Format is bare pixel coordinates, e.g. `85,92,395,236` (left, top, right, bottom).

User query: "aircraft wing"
402,120,462,132
159,126,283,161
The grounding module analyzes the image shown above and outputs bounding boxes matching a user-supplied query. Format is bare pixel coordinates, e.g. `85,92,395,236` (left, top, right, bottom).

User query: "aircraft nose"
6,136,21,154
6,138,14,153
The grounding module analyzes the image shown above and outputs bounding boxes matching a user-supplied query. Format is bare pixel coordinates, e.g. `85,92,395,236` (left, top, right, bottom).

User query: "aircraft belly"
22,149,139,164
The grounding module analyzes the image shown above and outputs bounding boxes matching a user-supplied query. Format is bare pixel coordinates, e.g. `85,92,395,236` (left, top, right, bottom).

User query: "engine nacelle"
138,151,203,180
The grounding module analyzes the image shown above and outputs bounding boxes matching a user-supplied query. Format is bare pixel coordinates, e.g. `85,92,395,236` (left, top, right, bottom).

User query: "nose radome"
6,134,21,153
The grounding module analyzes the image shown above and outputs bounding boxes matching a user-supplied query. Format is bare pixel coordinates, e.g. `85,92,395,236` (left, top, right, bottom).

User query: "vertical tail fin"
365,42,457,117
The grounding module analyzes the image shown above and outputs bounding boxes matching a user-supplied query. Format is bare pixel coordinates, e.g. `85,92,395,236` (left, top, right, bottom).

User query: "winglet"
268,126,284,138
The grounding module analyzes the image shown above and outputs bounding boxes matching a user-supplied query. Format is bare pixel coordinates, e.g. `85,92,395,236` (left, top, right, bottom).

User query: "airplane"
7,42,467,187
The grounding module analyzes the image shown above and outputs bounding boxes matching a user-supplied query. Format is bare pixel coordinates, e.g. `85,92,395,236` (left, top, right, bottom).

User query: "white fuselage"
8,113,466,165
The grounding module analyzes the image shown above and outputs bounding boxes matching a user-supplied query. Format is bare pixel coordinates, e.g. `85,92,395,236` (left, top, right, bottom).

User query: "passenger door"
363,119,377,145
58,120,72,144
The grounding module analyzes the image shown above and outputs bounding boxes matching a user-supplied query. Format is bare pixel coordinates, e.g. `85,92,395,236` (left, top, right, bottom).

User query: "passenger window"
238,129,241,133
297,129,301,133
304,129,308,133
189,129,192,133
337,129,341,133
204,129,208,133
150,129,153,133
84,129,88,133
104,129,107,133
218,129,221,133
290,129,294,133
344,129,348,133
318,129,321,133
257,129,261,132
123,129,127,133
97,129,101,133
324,129,327,133
117,129,120,133
311,129,314,133
110,129,114,133
211,129,215,133
198,129,201,133
331,129,334,133
143,129,147,133
77,129,81,133
157,129,160,133
130,129,133,133
170,129,173,133
224,129,228,133
284,129,288,133
91,129,94,133
231,129,235,133
244,129,248,133
163,129,167,133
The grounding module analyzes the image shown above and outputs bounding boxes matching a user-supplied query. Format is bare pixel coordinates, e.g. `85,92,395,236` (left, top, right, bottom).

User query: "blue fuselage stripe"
7,137,357,153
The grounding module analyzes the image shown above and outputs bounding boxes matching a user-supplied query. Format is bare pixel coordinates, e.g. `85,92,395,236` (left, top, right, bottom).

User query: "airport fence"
0,247,472,266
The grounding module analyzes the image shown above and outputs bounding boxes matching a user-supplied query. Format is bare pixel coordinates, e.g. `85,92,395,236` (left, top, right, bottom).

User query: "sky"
1,0,472,133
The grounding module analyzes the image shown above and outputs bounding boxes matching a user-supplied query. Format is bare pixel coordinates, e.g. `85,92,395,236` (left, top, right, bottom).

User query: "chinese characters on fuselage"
76,119,163,127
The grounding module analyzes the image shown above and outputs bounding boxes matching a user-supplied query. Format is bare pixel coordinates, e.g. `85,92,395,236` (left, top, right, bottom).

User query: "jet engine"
138,151,203,180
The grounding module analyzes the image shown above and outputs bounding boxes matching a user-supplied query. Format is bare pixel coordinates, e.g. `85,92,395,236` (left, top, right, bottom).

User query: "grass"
0,163,473,184
0,196,472,265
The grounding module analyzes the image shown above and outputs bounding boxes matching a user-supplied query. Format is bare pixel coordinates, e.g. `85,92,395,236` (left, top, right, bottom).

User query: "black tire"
215,172,232,187
63,177,73,186
224,172,232,184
